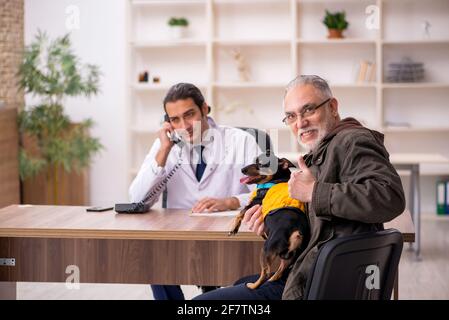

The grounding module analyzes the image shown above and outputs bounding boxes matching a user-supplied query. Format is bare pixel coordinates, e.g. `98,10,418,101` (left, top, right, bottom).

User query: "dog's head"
240,151,295,185
263,210,309,261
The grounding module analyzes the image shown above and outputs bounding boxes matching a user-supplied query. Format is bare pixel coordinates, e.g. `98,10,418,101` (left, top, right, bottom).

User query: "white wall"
25,0,129,205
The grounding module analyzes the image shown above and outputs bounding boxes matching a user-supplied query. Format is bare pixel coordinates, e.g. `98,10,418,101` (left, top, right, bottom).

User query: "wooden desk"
0,205,414,299
0,205,263,287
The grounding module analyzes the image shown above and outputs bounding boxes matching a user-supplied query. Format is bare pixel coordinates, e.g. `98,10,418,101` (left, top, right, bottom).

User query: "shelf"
133,83,207,91
213,82,285,89
131,39,206,48
330,83,377,89
297,38,376,45
131,0,205,6
383,127,449,133
213,39,290,46
132,83,172,91
382,83,449,89
213,0,287,4
299,0,372,3
382,39,449,45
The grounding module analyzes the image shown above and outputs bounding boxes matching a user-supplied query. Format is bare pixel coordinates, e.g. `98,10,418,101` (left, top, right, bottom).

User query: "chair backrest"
162,127,272,208
304,229,403,300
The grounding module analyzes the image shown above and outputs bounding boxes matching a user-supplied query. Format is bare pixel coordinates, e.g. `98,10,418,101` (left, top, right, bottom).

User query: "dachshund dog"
229,151,309,289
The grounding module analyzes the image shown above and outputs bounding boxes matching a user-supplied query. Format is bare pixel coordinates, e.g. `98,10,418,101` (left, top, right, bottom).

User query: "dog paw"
246,282,260,290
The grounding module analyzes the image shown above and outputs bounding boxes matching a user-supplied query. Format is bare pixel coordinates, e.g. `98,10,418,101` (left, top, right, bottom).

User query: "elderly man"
194,75,405,300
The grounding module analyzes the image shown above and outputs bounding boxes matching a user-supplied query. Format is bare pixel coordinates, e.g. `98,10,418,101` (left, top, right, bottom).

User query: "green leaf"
322,10,349,30
19,149,47,180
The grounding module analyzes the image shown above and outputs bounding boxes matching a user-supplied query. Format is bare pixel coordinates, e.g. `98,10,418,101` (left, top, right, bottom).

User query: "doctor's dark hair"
163,83,206,115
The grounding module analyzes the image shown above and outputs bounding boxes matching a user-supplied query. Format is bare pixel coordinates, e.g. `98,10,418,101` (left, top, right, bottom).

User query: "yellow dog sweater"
249,182,305,218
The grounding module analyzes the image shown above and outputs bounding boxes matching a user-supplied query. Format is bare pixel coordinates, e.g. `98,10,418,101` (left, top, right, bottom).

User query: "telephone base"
115,202,150,214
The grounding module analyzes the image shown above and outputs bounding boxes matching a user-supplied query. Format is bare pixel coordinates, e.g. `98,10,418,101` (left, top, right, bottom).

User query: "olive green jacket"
282,118,405,300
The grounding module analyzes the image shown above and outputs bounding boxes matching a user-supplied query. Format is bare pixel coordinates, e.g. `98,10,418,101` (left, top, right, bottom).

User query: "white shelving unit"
126,0,449,211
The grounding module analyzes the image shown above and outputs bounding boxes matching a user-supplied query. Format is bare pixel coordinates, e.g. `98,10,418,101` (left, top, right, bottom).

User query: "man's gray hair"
284,75,333,100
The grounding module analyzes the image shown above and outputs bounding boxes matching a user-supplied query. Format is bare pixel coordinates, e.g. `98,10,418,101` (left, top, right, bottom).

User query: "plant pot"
327,29,344,39
20,123,90,205
21,162,90,205
169,26,188,39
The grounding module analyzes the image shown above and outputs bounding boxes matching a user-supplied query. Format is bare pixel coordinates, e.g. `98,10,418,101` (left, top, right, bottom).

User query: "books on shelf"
447,181,449,215
437,181,449,215
356,60,376,83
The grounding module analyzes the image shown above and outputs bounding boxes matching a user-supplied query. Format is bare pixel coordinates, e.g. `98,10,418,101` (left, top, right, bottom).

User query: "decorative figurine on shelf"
138,71,149,83
152,76,160,84
230,49,251,82
422,20,431,39
168,17,189,39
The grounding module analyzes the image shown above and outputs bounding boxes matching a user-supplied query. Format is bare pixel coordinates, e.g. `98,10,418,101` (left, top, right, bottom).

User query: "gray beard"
298,130,326,153
298,117,336,153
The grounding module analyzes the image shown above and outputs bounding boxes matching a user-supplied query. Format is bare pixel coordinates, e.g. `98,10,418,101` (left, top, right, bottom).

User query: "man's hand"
158,121,175,150
242,205,265,237
192,197,239,213
155,122,175,167
288,157,316,203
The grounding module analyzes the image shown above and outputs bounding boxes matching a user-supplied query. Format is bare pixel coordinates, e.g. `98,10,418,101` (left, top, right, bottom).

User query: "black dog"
229,151,309,289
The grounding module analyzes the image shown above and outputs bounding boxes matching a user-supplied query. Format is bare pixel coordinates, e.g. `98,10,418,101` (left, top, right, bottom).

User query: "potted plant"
322,10,349,39
17,31,103,205
168,17,189,39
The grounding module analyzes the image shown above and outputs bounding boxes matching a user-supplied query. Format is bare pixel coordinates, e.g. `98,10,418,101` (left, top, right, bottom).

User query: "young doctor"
129,83,262,300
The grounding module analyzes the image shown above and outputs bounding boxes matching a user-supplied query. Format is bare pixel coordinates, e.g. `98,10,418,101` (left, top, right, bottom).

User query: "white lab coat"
129,118,261,209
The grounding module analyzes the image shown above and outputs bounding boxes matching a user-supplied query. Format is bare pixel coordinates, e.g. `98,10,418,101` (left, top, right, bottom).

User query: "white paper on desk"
189,210,239,217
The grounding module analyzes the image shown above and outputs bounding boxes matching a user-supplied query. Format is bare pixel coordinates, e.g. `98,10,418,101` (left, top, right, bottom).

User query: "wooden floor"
14,214,449,300
397,215,449,299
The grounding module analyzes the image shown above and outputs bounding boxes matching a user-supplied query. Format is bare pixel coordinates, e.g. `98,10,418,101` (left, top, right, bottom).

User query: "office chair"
162,127,273,208
304,229,403,300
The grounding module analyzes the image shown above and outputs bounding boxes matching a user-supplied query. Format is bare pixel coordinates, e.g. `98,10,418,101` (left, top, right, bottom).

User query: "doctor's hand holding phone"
155,115,182,167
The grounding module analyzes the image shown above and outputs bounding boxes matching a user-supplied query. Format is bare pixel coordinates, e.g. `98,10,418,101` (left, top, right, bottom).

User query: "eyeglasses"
282,98,331,126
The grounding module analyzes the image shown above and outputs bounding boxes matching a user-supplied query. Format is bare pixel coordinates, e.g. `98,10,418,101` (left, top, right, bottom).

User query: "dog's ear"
279,158,296,169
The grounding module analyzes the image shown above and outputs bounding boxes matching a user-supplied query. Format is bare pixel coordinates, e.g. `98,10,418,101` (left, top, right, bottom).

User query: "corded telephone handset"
115,115,183,214
164,114,183,145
